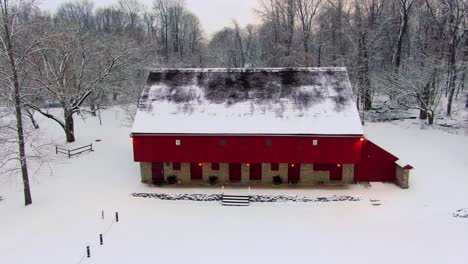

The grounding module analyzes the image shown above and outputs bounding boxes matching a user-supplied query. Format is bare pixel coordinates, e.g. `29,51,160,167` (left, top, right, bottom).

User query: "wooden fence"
56,144,93,158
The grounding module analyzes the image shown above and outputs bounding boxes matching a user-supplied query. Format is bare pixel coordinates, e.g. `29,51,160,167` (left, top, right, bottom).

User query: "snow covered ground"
0,107,467,264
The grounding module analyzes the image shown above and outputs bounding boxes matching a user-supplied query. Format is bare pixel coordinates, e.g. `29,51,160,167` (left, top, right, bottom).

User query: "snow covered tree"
0,0,41,205
26,20,138,143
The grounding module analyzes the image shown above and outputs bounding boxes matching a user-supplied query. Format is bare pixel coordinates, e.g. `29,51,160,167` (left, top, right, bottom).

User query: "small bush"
152,179,163,186
209,175,218,186
273,175,283,185
167,175,178,185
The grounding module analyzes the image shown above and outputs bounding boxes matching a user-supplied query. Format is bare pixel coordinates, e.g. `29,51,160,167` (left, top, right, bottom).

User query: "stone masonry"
342,164,354,184
142,162,356,185
140,162,152,183
395,165,410,189
202,163,229,183
163,162,190,183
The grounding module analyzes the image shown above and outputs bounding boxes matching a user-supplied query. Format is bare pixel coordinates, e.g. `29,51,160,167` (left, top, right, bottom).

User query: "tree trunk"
15,85,32,206
90,104,97,117
392,12,408,72
317,44,321,67
419,109,427,120
26,108,39,129
419,83,430,119
427,111,434,125
64,110,75,143
303,34,310,66
446,39,457,116
1,1,32,206
357,32,372,110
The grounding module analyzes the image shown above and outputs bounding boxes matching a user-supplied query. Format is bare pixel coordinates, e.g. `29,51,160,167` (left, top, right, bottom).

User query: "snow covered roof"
131,67,363,135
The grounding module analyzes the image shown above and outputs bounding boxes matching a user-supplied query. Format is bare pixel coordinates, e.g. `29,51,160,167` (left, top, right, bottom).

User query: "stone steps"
222,194,250,206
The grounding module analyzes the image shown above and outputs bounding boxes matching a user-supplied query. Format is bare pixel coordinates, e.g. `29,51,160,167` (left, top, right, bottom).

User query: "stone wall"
342,164,354,183
202,163,229,183
278,163,288,181
261,163,275,184
139,162,357,186
395,165,410,189
241,163,250,183
163,162,190,183
300,164,314,184
313,171,330,182
140,162,152,183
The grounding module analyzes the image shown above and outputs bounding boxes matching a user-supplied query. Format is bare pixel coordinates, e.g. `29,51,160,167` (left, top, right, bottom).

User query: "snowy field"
0,108,467,264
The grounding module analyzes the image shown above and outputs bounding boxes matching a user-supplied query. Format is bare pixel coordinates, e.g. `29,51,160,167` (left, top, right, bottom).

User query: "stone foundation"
395,165,410,189
202,163,229,183
241,163,250,183
140,162,152,183
162,162,190,183
139,162,356,186
342,164,354,183
300,164,315,184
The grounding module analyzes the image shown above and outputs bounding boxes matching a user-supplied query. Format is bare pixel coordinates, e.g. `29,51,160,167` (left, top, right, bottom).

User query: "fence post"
101,210,104,220
68,150,71,158
55,145,58,154
115,212,119,222
90,143,93,151
86,246,91,258
99,234,103,245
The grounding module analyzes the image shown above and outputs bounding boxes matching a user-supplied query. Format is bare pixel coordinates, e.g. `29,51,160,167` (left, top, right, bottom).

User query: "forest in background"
0,0,467,205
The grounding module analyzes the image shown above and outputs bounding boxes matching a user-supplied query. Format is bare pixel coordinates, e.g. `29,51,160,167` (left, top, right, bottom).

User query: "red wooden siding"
229,163,241,181
151,162,164,184
356,140,398,182
190,163,203,180
133,135,363,164
288,163,300,183
314,164,343,181
249,163,262,180
134,137,401,183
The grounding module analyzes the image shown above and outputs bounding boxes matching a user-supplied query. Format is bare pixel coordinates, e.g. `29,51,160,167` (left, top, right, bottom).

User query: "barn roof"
131,67,363,135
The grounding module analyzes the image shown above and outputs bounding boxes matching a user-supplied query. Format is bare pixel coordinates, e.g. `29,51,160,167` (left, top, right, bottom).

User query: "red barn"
131,68,412,188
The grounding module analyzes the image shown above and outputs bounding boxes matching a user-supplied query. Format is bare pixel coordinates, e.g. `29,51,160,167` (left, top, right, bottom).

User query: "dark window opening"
271,163,279,171
211,163,220,170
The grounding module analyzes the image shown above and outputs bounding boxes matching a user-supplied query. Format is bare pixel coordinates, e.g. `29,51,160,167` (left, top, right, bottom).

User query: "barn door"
288,163,300,183
152,162,164,184
190,163,203,180
229,163,241,182
249,163,262,181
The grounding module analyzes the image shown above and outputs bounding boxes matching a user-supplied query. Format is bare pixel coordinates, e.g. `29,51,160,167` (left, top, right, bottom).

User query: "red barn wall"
356,140,398,182
132,135,363,164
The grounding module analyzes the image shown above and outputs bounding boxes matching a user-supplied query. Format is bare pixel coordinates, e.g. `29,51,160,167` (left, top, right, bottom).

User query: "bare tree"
25,22,138,142
0,0,41,205
118,0,142,30
392,0,416,72
296,0,322,66
56,0,95,31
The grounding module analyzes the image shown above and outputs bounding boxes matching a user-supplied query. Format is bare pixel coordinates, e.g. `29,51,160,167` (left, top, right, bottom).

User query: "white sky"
37,0,261,36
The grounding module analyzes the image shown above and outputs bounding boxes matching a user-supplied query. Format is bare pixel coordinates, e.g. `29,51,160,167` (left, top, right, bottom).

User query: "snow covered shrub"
273,176,283,185
209,176,218,186
167,175,178,185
